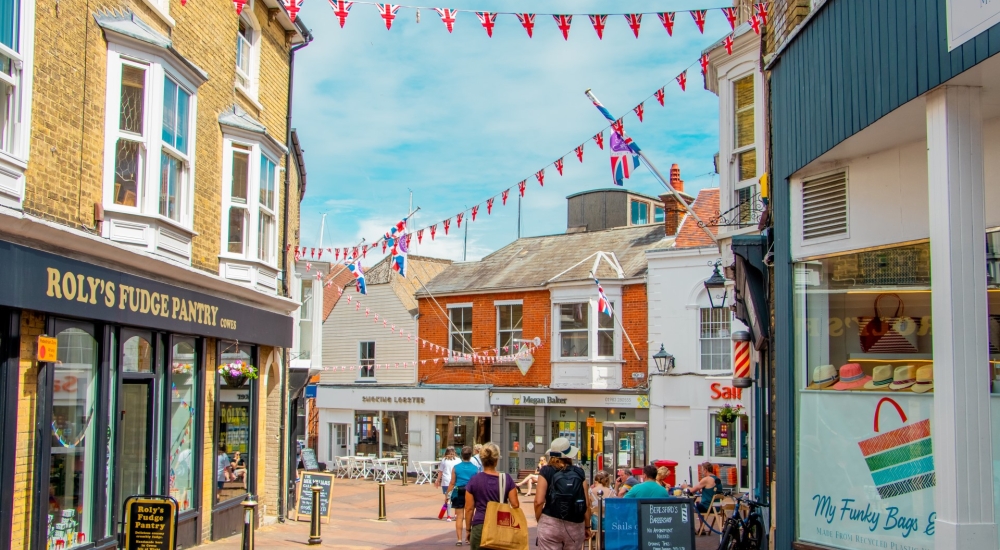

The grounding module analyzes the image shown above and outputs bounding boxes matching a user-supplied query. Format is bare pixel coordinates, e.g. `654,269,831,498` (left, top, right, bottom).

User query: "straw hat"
863,365,894,391
546,437,579,459
806,364,838,390
888,365,916,391
911,365,934,393
832,363,871,390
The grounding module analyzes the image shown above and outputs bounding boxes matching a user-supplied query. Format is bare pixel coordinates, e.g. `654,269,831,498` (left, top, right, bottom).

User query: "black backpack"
546,466,587,522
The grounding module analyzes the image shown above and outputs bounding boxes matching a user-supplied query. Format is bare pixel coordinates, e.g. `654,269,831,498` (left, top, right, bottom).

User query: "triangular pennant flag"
376,3,401,30
334,248,340,260
555,158,564,176
516,13,535,37
374,313,379,321
317,249,323,259
502,189,510,205
475,12,496,37
535,169,545,186
677,71,687,91
443,219,451,235
456,212,463,228
624,14,642,38
417,228,424,243
365,307,370,317
552,14,572,40
589,14,607,39
233,0,247,14
655,88,665,106
594,131,604,150
382,241,387,253
657,12,675,35
722,7,737,30
724,34,734,55
755,3,768,25
634,102,644,122
430,224,437,240
518,180,526,197
575,144,584,162
700,53,710,75
487,197,495,214
284,0,303,22
471,205,479,221
306,262,311,272
310,248,315,258
433,8,457,32
612,118,624,137
750,14,761,35
691,9,706,33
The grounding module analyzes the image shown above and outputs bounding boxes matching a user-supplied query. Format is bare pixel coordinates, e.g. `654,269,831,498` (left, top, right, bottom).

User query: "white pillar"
926,85,998,549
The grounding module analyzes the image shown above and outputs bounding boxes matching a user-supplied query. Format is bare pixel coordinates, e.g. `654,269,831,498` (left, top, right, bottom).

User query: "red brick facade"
417,284,648,389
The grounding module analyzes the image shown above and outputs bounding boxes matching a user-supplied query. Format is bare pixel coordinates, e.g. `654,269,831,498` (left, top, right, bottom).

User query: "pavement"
197,477,722,549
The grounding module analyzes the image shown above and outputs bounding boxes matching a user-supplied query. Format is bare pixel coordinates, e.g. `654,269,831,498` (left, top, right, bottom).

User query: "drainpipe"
279,25,313,523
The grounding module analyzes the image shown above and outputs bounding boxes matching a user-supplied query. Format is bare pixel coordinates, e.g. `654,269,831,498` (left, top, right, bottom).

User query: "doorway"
116,381,152,512
602,423,647,474
505,420,540,477
329,423,350,459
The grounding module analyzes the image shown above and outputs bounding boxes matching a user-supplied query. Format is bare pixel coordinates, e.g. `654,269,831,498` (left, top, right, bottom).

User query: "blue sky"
291,0,728,261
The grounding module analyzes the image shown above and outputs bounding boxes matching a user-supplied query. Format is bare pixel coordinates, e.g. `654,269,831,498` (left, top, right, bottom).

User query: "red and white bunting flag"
233,0,247,14
433,358,439,364
316,272,322,280
700,53,710,75
552,14,572,40
421,340,426,348
624,14,642,38
382,240,387,253
376,4,400,30
310,248,315,258
502,189,510,205
364,244,369,257
516,13,535,37
724,34,734,55
676,71,687,91
346,295,352,303
433,8,457,32
722,7,737,30
456,212,464,228
657,12,675,35
284,0,303,22
691,9,707,33
755,3,768,25
476,12,497,37
555,157,564,175
518,180,526,197
536,169,545,187
655,88,665,106
430,224,437,240
417,228,424,243
487,197,495,214
317,249,323,259
306,262,311,272
750,14,761,34
374,313,379,321
355,301,361,311
421,359,426,365
575,144,584,162
612,118,624,136
330,0,354,28
589,14,607,39
352,246,359,258
471,205,479,221
390,324,396,332
443,219,451,235
382,320,388,327
634,102,644,122
365,307,370,317
594,131,604,150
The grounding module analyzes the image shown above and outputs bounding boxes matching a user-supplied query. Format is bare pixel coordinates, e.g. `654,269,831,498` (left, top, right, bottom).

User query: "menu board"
300,448,320,471
637,499,695,550
296,472,335,522
122,496,177,550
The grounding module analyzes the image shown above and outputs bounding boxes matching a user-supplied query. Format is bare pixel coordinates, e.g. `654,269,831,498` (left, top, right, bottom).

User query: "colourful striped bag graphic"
857,397,935,499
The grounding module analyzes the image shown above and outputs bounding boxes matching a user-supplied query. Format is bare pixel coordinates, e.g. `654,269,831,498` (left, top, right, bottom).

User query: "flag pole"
584,89,718,246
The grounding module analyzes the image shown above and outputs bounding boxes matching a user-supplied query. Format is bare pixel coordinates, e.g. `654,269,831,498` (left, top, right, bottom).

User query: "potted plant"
718,403,745,423
217,359,258,388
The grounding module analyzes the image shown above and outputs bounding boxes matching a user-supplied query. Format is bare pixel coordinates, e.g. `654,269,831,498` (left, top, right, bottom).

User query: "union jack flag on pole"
347,258,367,295
595,278,612,316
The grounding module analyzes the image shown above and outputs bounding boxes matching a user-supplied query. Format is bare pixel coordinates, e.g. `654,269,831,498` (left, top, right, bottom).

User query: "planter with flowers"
717,403,746,424
217,360,258,388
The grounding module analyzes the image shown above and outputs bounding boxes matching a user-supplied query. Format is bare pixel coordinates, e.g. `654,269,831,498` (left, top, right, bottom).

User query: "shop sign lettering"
710,383,742,400
362,396,426,404
520,395,568,405
122,496,176,550
811,494,935,540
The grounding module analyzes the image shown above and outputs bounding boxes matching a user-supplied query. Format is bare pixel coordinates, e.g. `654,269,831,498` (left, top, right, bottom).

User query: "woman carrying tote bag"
464,442,524,550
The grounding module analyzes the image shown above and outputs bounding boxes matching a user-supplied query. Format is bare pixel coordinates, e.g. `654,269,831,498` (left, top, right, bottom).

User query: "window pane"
257,211,273,262
734,74,755,149
217,344,251,503
559,303,588,330
228,207,246,254
700,307,732,371
231,150,249,202
654,206,665,223
738,149,756,182
0,0,18,52
170,339,198,512
162,77,177,147
49,327,98,550
122,335,152,372
630,201,648,225
114,139,141,207
499,304,522,331
259,156,275,209
598,329,614,357
119,65,145,135
176,88,189,153
159,152,181,221
0,75,15,155
560,332,588,357
599,304,614,329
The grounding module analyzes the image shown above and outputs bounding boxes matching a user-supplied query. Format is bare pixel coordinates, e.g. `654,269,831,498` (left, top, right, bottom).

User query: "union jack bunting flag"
755,3,768,25
624,14,642,38
553,14,572,40
555,158,564,175
456,212,464,228
284,0,303,22
536,169,545,186
611,118,624,137
329,0,353,27
691,9,706,33
721,7,737,30
634,102,644,122
429,224,437,240
575,144,584,162
476,11,496,37
443,218,451,235
657,12,675,35
486,197,494,214
724,34,734,55
700,53,710,75
594,131,604,150
376,3,400,30
749,14,761,34
434,8,457,32
516,13,535,37
589,14,607,39
655,88,665,106
518,180,526,197
471,205,479,221
502,188,510,205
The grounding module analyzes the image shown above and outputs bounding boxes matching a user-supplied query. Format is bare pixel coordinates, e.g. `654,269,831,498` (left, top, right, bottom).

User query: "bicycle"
716,492,767,550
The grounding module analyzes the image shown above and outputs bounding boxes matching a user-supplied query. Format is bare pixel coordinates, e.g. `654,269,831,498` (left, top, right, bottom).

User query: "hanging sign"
515,352,534,375
122,495,178,550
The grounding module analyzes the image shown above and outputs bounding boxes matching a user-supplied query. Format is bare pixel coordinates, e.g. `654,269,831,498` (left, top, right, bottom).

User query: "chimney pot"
670,164,684,193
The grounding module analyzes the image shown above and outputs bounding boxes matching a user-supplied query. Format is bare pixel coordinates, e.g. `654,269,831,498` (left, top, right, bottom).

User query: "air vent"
802,171,848,240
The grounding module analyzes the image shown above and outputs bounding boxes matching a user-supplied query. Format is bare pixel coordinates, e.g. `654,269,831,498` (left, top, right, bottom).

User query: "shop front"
0,239,293,550
314,385,492,468
488,390,649,479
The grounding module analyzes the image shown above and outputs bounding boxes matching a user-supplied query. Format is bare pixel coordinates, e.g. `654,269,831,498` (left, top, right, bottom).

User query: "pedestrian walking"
464,442,520,550
533,438,592,550
435,447,462,520
447,446,479,545
470,444,484,472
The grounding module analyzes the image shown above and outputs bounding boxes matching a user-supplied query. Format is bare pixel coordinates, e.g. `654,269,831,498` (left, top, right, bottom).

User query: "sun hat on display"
832,363,871,390
888,365,917,391
546,437,580,459
806,364,838,390
863,365,894,391
911,365,934,394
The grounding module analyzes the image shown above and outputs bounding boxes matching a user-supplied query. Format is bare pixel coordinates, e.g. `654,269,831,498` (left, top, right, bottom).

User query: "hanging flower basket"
217,360,257,388
718,403,745,424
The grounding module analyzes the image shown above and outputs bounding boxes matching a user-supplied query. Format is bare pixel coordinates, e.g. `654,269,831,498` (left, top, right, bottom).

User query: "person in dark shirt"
231,451,247,485
534,438,592,550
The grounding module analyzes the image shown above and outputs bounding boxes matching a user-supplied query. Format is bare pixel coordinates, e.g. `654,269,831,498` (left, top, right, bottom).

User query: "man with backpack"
533,438,592,550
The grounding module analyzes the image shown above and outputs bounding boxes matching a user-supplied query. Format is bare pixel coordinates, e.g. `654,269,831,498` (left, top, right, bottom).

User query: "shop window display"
216,342,252,503
434,416,490,457
170,338,198,511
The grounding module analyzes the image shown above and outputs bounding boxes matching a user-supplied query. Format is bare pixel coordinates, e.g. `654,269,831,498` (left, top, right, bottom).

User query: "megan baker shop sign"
0,239,292,347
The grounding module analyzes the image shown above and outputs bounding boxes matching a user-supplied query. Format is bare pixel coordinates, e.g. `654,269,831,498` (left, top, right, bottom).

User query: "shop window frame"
211,341,257,512
0,308,19,550
165,335,204,526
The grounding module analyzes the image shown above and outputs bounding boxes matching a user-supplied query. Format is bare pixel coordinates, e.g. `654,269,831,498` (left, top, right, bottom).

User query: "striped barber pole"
732,331,752,387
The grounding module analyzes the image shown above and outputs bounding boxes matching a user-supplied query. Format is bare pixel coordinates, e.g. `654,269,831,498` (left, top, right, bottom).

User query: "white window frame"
101,45,199,231
630,200,649,225
257,154,277,264
0,0,35,208
731,72,757,215
447,303,473,355
495,301,523,353
698,306,733,372
235,9,262,104
219,136,281,267
554,299,620,361
359,341,376,379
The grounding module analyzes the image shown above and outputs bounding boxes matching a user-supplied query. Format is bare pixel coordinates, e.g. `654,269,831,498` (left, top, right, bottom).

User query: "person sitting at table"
231,451,247,486
615,468,641,497
624,465,669,498
515,456,546,496
655,466,671,488
682,462,723,513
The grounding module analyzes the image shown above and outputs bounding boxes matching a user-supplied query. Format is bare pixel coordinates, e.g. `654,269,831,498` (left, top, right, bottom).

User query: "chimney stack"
660,164,686,235
669,163,684,193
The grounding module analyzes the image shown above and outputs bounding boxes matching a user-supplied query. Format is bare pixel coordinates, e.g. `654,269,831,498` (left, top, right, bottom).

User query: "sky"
291,0,729,262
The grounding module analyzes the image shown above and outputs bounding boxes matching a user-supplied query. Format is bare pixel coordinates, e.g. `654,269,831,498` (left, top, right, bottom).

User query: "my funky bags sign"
0,239,293,347
798,392,936,550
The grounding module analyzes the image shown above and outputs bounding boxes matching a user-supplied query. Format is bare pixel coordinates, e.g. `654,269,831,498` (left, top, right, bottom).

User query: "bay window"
160,77,190,221
557,300,619,359
220,138,281,267
257,156,276,263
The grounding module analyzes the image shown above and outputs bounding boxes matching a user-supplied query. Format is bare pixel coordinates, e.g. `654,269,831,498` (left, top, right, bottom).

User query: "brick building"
0,0,312,547
415,189,676,479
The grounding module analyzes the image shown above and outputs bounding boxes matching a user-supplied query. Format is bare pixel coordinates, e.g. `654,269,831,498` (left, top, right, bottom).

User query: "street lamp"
704,260,728,309
652,345,675,374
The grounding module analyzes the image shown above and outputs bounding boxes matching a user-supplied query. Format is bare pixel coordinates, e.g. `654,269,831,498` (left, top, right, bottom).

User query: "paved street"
198,478,721,549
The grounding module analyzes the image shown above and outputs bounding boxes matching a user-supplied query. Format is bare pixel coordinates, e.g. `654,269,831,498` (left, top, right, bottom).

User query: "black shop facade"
0,237,294,550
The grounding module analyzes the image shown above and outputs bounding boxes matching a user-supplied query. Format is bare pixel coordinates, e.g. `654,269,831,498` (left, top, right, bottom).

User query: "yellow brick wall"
12,311,44,550
200,339,217,542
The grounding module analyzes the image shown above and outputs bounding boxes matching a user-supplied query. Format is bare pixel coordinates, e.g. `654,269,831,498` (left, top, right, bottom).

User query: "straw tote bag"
858,294,920,353
480,474,529,550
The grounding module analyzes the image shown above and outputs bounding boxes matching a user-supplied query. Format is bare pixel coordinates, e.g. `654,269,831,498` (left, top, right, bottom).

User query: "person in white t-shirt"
435,447,462,520
470,444,484,472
